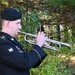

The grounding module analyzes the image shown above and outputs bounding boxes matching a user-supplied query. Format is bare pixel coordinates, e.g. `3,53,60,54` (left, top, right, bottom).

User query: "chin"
16,33,18,36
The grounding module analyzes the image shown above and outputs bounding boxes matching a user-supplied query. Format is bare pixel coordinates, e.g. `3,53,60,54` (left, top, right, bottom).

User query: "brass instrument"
18,31,72,51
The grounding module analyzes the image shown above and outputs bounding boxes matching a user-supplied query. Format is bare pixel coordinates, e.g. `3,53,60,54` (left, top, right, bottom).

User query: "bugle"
18,31,72,51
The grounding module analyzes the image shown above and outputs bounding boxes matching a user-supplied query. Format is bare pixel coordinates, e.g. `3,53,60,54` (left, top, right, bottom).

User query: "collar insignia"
8,48,13,52
0,36,6,40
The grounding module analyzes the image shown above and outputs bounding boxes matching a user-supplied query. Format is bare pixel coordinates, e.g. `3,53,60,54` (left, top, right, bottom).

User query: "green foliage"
46,0,75,7
30,47,75,75
21,9,41,34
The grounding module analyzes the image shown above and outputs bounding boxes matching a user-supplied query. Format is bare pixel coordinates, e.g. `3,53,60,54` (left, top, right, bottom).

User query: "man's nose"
19,24,22,29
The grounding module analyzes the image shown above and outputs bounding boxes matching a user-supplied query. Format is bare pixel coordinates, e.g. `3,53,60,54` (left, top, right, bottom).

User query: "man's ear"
6,21,10,28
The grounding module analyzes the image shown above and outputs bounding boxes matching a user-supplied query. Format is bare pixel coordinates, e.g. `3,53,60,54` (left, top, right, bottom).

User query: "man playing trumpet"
0,7,47,75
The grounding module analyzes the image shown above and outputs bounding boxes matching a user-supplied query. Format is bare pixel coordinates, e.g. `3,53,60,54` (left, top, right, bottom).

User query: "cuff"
33,45,47,60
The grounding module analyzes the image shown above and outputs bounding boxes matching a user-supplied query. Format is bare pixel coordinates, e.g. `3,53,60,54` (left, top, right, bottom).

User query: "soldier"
0,7,47,75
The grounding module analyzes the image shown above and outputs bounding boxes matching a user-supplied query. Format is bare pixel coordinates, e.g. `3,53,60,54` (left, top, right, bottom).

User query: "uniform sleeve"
0,41,47,70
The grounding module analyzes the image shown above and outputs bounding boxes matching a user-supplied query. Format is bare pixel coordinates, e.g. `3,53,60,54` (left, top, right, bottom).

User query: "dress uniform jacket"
0,32,47,75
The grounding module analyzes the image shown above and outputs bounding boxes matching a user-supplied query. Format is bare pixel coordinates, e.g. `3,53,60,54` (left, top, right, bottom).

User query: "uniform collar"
0,32,19,46
0,31,15,41
0,31,26,53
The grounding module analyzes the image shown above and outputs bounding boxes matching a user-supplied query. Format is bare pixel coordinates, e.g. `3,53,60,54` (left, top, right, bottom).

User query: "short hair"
0,18,5,28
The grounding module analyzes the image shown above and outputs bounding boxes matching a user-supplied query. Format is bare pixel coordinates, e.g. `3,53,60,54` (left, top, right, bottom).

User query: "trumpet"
18,31,72,51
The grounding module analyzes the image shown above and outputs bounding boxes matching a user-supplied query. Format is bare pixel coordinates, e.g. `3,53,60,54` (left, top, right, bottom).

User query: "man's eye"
16,22,19,24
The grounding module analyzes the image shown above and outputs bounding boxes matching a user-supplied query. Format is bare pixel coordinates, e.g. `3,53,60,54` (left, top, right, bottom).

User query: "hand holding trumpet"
35,31,47,47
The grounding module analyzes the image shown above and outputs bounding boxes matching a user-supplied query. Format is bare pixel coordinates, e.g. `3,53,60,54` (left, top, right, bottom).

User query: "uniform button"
11,38,14,41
